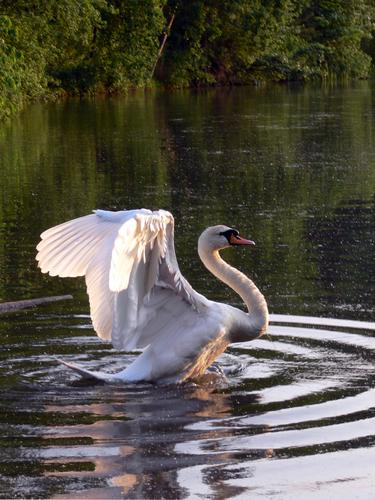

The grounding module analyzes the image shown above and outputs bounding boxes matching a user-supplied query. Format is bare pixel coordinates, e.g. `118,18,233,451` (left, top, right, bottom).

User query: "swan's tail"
56,358,118,382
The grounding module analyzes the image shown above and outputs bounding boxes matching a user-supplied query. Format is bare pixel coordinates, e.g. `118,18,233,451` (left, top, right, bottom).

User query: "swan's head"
198,225,255,254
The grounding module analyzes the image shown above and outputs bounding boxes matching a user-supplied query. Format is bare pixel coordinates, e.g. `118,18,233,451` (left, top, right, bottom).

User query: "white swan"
36,209,268,383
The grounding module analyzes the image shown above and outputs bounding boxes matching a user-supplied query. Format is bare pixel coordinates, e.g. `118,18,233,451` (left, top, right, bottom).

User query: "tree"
0,0,375,120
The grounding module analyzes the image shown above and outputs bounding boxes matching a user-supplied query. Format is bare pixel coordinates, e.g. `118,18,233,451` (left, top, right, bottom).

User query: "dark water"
0,83,374,498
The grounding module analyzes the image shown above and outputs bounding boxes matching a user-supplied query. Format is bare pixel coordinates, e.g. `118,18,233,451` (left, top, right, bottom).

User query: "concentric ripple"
0,311,374,498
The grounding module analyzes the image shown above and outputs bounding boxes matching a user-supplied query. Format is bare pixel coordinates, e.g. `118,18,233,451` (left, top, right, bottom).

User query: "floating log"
0,295,73,313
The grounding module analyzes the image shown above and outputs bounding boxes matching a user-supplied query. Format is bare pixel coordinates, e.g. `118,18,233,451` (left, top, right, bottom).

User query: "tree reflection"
1,84,374,317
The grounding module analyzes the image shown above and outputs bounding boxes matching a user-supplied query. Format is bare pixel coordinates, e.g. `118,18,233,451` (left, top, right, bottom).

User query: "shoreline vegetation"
1,0,375,120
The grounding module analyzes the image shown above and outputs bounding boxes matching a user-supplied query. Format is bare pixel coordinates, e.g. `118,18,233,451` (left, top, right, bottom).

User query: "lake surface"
0,83,374,498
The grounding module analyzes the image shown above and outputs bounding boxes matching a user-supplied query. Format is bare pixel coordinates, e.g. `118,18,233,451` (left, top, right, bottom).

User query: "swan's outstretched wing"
36,209,208,350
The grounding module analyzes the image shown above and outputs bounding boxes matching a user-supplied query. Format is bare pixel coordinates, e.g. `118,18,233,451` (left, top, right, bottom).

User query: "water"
0,83,374,498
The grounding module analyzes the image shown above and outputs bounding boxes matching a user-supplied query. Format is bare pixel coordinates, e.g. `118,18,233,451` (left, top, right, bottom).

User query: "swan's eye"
219,228,240,244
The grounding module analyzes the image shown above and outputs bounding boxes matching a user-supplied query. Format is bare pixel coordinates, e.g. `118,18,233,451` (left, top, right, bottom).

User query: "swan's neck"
199,247,269,341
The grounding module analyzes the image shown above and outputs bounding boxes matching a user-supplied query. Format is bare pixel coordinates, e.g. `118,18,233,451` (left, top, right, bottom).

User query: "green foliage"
93,0,166,91
0,12,50,119
294,0,374,78
163,0,375,85
0,16,21,118
0,1,107,118
0,0,374,119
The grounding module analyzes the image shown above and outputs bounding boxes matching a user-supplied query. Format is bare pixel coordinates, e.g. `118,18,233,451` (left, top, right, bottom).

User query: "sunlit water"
0,83,374,498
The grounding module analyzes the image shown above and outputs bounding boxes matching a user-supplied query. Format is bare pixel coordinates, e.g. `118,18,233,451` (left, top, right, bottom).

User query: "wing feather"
36,208,208,350
36,214,114,277
85,246,114,341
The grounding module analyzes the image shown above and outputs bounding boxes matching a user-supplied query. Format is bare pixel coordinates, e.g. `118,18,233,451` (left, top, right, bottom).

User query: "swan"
36,209,268,383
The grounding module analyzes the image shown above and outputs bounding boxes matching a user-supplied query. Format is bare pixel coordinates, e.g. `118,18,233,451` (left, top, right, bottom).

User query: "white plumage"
36,209,268,384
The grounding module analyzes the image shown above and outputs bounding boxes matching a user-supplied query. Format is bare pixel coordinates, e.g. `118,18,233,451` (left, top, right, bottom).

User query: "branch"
151,11,176,79
0,295,73,313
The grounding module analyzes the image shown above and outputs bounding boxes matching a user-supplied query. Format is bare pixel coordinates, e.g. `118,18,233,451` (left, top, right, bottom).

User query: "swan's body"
36,209,268,383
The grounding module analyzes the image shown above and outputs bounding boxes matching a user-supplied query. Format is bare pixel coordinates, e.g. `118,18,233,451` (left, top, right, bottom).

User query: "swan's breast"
141,303,227,382
180,327,229,381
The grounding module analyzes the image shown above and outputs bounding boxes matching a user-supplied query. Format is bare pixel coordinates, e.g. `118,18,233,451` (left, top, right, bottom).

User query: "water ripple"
0,313,374,498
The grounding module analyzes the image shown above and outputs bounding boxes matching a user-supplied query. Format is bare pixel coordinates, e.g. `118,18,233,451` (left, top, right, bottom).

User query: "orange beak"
229,234,255,246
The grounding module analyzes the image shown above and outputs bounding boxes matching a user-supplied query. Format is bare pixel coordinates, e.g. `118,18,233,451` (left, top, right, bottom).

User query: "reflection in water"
0,83,374,497
0,84,374,319
0,313,374,498
2,363,251,498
